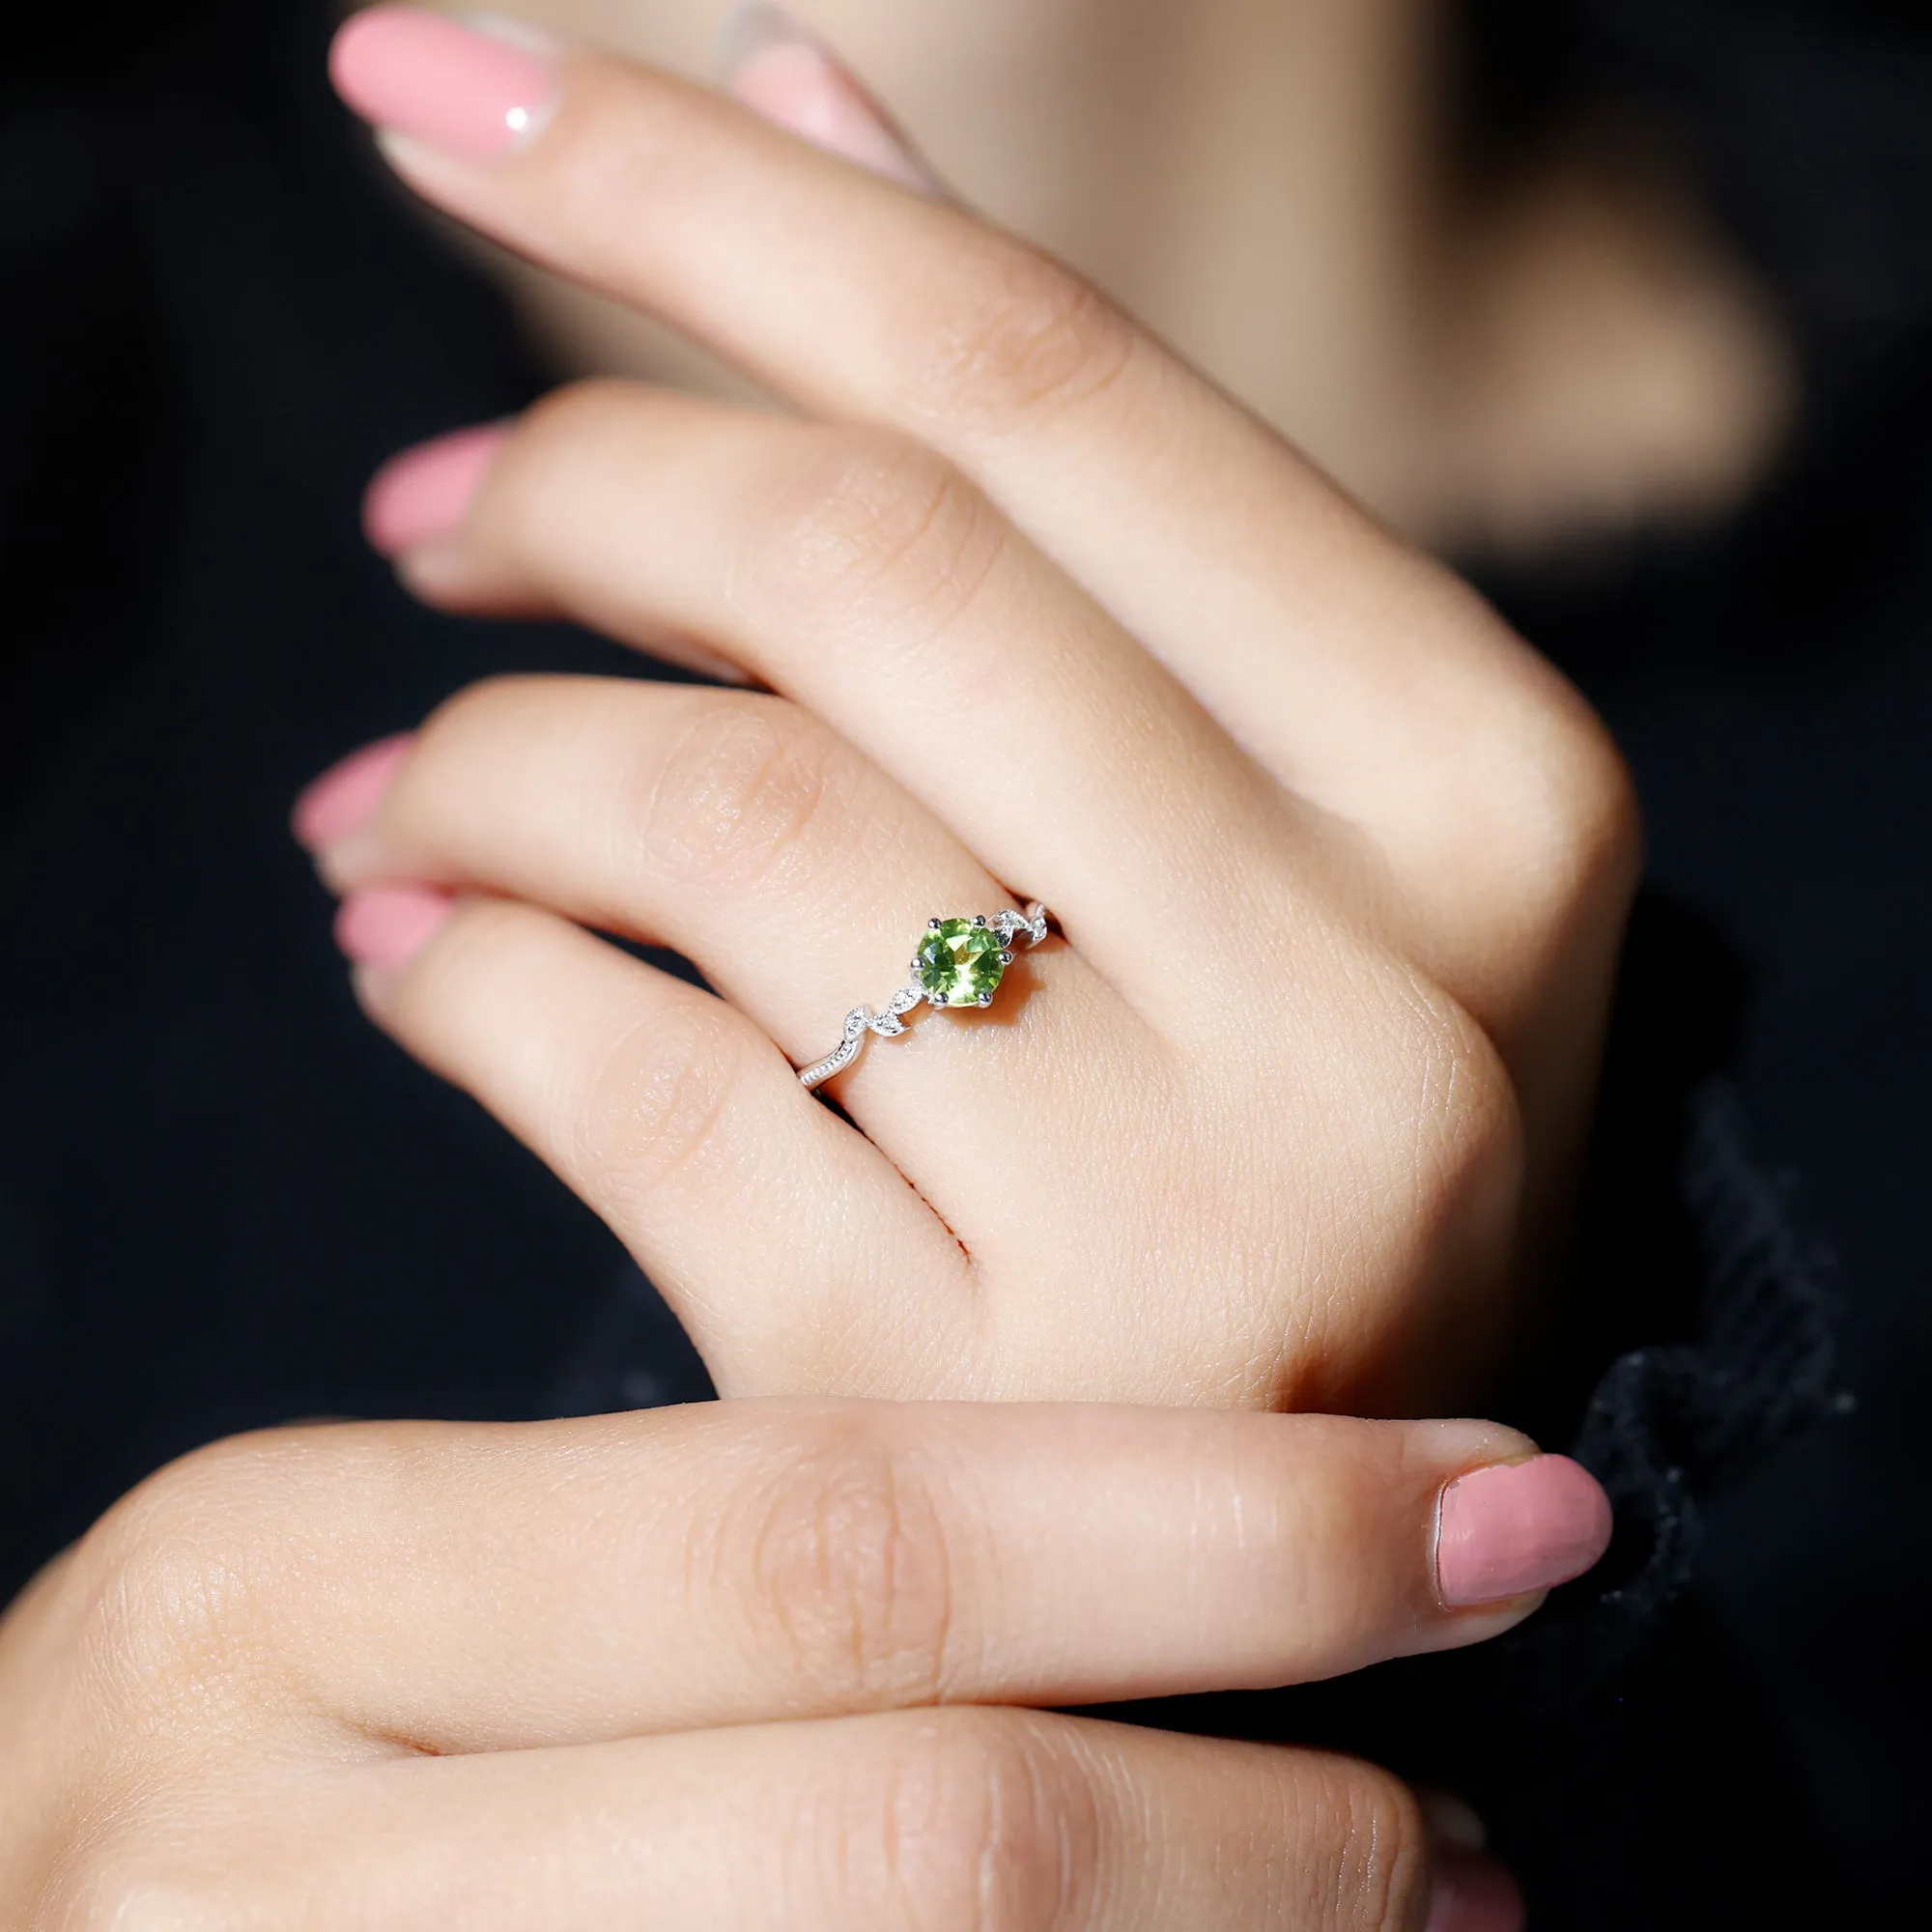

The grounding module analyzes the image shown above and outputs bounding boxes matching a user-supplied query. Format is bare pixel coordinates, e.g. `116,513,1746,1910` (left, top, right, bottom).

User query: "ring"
797,903,1053,1091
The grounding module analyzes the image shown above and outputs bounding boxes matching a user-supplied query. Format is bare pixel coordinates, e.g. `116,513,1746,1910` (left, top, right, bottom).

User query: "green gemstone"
916,918,1007,1008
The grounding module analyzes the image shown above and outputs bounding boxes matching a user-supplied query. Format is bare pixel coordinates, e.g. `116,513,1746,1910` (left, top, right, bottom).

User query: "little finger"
336,890,973,1395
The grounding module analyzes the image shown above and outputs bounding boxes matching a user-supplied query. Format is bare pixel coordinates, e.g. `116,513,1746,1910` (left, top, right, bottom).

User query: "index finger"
328,8,1605,864
71,1399,1612,1754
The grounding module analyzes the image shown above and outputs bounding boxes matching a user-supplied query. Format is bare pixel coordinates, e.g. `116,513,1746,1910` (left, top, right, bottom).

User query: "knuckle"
1293,1757,1428,1932
1413,1000,1522,1243
414,670,545,759
573,995,761,1201
43,1839,210,1932
752,433,1004,650
630,698,844,895
1422,1000,1520,1183
512,375,642,461
1341,969,1522,1285
711,1416,961,1710
43,1779,287,1932
821,1710,1099,1931
1548,710,1644,904
1339,958,1521,1209
899,244,1138,435
1488,690,1644,923
62,1439,303,1721
1415,584,1643,927
488,380,651,542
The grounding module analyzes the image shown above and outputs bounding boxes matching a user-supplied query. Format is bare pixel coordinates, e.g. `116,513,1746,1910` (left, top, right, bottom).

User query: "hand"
310,10,1639,1411
0,1401,1601,1926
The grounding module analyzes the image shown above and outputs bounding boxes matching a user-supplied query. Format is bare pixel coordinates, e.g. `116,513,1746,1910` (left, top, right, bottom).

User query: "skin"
321,23,1638,1416
464,0,1793,549
0,1403,1560,1927
1,4,1727,1918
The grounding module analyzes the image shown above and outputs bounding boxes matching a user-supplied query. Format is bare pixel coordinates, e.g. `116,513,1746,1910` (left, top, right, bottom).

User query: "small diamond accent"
798,904,1052,1090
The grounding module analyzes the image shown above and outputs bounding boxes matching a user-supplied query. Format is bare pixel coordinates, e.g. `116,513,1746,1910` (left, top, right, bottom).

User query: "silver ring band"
797,902,1052,1091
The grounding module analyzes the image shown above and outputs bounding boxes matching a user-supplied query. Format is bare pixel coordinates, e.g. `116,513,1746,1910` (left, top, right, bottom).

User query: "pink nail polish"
1425,1848,1525,1932
362,424,508,556
292,733,417,852
720,2,941,193
1435,1456,1612,1608
334,884,457,972
329,8,557,160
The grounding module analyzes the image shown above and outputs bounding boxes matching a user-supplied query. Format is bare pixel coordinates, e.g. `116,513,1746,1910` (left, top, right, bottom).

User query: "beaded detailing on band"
797,903,1052,1091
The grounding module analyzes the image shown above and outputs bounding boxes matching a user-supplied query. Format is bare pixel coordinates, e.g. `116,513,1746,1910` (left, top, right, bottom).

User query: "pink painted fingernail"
293,733,417,852
1425,1848,1525,1932
362,424,509,556
1435,1456,1612,1607
334,884,457,971
719,3,941,193
329,8,557,160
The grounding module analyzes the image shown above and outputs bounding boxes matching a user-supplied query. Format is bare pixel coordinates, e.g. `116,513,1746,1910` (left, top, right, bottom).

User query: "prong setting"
799,904,1056,1088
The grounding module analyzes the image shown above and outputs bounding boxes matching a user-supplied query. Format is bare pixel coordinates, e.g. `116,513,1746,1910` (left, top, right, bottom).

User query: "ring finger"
379,381,1330,1021
310,675,1156,1225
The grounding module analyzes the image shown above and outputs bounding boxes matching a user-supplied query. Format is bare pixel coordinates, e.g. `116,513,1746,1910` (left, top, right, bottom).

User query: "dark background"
3,1,1928,1922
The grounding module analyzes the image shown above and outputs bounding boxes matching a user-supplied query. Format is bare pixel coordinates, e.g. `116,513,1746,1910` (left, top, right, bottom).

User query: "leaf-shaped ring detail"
796,903,1052,1092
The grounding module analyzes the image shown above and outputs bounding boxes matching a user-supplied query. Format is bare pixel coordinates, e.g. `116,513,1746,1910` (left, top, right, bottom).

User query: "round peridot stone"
916,918,1007,1008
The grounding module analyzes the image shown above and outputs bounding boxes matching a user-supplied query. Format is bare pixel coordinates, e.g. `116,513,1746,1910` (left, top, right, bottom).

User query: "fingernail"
1435,1456,1613,1607
363,424,509,556
334,884,457,971
1425,1848,1525,1932
293,733,417,853
329,7,558,160
719,2,941,193
1416,1791,1488,1855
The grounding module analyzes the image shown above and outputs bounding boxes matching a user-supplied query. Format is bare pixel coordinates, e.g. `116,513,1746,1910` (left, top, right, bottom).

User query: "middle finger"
319,674,1146,1180
333,8,1601,879
387,381,1323,1017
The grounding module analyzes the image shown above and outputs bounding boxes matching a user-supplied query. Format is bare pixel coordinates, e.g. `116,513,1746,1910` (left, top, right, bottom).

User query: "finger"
157,1713,1438,1931
269,1716,1453,1924
81,1400,1610,1752
317,678,1152,1218
339,893,974,1395
386,383,1311,1011
329,8,1623,902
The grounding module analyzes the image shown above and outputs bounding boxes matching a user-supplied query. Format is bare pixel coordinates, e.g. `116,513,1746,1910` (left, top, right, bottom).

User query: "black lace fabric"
1574,1080,1843,1639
